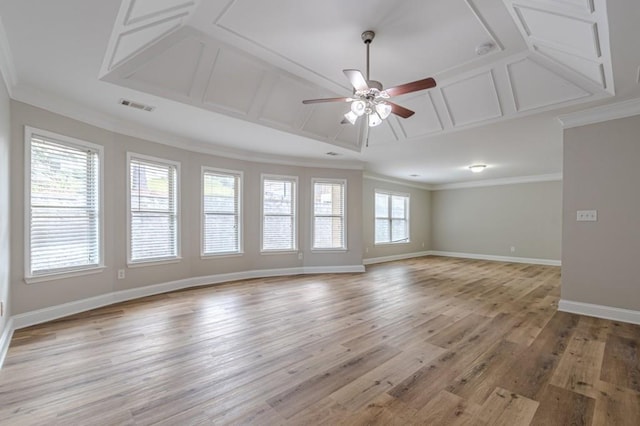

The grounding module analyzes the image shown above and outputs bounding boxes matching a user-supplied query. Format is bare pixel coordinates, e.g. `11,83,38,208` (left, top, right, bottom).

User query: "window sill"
374,241,411,246
127,257,182,268
201,252,244,260
311,248,348,253
25,266,106,284
260,250,298,256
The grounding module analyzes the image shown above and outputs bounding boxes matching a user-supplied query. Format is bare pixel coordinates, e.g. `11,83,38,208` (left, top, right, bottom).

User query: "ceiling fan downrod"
361,30,375,82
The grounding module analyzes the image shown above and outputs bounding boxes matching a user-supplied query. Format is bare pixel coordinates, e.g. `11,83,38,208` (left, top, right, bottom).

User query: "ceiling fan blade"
388,102,415,119
344,69,369,91
384,77,436,97
302,97,351,104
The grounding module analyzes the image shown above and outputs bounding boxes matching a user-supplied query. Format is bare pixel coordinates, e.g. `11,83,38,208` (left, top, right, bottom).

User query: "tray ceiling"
100,0,613,152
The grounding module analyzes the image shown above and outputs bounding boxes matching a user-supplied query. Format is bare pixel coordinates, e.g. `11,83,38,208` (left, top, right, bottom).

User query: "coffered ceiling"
1,0,639,184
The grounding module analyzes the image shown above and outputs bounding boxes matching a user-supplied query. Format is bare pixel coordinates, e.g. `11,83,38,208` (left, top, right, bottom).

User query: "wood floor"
1,256,639,425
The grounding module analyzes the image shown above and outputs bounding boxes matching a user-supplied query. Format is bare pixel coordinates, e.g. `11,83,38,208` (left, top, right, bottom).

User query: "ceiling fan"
302,30,437,147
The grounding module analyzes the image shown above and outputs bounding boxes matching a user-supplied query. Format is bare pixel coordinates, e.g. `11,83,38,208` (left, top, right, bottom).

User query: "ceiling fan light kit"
302,30,437,146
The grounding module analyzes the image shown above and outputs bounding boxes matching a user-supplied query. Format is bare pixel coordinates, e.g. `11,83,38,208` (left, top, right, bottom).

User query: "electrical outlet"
510,246,516,253
297,252,303,260
117,269,125,279
365,247,369,253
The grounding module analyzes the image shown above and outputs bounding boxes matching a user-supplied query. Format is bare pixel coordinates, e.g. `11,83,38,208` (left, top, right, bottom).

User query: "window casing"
202,168,242,256
312,179,346,250
25,127,104,280
261,175,297,252
127,153,180,264
374,190,410,244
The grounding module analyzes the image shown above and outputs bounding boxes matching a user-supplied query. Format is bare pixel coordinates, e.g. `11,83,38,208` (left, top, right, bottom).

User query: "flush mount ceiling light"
302,31,437,147
469,164,487,173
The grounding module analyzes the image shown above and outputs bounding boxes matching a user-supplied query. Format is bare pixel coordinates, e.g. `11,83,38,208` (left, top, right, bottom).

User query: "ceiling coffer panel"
358,120,397,147
125,0,195,25
534,45,604,87
129,37,204,96
507,58,590,112
203,49,268,116
259,75,319,129
514,6,600,59
302,102,346,140
396,92,443,139
441,71,502,127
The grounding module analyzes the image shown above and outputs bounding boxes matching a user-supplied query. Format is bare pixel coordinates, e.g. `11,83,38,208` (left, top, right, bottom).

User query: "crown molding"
363,173,434,190
11,85,364,171
0,16,16,96
557,97,640,129
432,173,562,190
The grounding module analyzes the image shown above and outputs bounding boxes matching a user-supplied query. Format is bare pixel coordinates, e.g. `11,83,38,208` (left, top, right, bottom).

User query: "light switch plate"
577,210,597,221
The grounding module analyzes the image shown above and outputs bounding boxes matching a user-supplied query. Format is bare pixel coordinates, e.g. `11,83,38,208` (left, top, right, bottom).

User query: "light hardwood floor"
1,256,639,425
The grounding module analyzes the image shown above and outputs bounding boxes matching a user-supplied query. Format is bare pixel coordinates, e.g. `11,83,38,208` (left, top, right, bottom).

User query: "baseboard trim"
0,317,14,369
428,251,561,266
363,251,432,265
558,299,640,325
1,264,364,368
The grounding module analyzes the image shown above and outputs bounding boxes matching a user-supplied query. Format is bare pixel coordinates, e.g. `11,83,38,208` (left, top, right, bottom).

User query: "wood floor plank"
1,256,639,424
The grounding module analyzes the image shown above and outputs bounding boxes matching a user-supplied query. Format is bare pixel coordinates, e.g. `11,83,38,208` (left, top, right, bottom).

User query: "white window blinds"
28,132,101,276
129,155,179,262
375,191,409,244
313,180,346,249
262,176,297,251
202,169,241,255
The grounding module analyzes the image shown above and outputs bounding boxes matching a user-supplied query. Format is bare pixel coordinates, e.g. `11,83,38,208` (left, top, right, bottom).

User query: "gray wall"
0,76,10,335
563,115,640,311
9,101,363,314
362,177,431,260
431,181,562,261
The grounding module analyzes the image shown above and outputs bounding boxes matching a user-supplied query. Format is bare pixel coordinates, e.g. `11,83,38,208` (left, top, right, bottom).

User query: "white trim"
24,266,106,284
0,16,16,95
0,318,14,369
558,299,640,325
432,173,562,190
429,250,561,266
557,97,640,129
127,152,181,264
24,126,105,280
201,166,243,257
363,173,433,190
311,178,347,251
363,251,431,265
260,174,298,253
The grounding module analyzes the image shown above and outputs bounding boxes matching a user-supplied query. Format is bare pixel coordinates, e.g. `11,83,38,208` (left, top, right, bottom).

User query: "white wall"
362,176,431,260
431,181,562,261
0,73,10,337
9,101,363,315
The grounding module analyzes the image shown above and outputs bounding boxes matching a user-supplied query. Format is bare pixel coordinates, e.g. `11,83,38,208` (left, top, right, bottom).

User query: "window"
202,168,242,256
312,179,346,250
261,175,297,252
128,154,179,264
26,127,103,279
375,191,410,244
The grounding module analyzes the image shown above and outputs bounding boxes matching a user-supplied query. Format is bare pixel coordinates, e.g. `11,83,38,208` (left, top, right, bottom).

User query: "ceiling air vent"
325,152,340,156
119,99,155,112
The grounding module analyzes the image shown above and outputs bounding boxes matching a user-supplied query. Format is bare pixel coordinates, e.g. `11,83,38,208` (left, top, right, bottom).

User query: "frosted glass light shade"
368,112,382,127
351,100,366,116
376,102,392,119
344,111,358,125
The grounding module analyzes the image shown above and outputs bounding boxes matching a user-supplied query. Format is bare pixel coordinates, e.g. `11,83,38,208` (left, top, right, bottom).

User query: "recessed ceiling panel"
507,58,590,111
125,0,194,24
363,120,397,147
441,72,502,127
554,0,594,13
395,92,443,139
211,0,502,87
129,37,203,96
535,45,604,86
111,17,182,68
260,75,319,128
302,103,345,139
334,121,362,146
203,48,268,115
516,6,600,58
